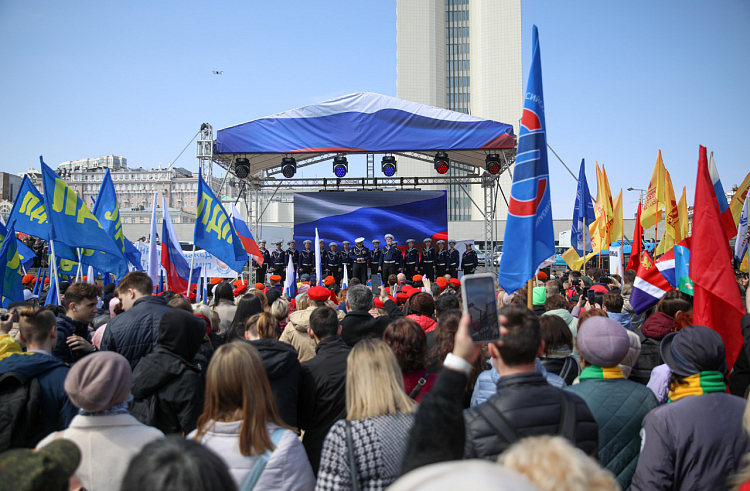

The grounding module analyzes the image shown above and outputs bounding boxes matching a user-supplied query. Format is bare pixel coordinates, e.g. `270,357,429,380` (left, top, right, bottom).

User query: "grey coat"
632,392,750,491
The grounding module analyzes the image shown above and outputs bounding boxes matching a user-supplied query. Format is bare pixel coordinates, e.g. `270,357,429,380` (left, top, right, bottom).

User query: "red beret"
401,285,413,293
233,285,248,296
233,279,248,287
269,275,282,282
436,278,448,290
450,278,461,287
324,276,335,287
255,283,265,290
302,281,310,286
408,288,421,298
290,299,296,308
188,293,197,302
22,274,34,284
374,297,385,308
210,277,222,285
412,275,423,282
535,271,548,280
396,292,408,303
44,278,50,285
308,286,330,302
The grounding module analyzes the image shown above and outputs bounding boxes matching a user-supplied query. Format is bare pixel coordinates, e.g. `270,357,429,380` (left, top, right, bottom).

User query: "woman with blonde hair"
316,339,416,491
189,342,315,491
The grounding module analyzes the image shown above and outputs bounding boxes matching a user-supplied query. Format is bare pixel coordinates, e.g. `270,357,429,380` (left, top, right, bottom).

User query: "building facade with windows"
396,0,522,226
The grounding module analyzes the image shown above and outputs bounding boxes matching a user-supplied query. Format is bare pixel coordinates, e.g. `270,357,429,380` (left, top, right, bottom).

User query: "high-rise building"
396,0,522,224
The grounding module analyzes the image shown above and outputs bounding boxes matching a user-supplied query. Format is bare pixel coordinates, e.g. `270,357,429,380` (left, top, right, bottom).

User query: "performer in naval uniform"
403,239,419,281
325,242,342,285
436,240,449,279
448,239,460,278
271,241,286,281
369,239,382,280
340,241,353,282
419,238,436,281
351,237,370,285
298,240,315,276
254,239,272,284
462,243,478,276
380,234,401,282
285,240,299,272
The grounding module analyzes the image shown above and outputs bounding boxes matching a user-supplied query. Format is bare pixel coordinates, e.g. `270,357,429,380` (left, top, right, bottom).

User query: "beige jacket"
281,306,344,363
213,299,237,335
37,413,163,491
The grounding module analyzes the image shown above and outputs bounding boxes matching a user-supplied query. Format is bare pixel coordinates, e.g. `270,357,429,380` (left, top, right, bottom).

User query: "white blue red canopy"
214,92,515,173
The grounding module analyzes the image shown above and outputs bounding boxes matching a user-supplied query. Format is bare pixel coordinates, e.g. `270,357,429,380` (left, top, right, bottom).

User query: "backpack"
0,371,45,451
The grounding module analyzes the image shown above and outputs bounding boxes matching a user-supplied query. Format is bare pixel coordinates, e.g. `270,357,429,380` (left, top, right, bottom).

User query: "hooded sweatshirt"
249,338,301,428
542,308,579,355
130,309,205,435
607,311,633,331
631,312,675,385
0,352,78,442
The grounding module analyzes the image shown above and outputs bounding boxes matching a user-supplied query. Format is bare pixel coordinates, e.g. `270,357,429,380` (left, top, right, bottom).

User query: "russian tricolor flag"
630,251,672,314
161,198,201,294
708,151,739,238
231,204,264,267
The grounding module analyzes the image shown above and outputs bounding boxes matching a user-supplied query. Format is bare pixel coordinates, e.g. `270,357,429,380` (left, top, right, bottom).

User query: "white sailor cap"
424,238,432,242
288,240,295,245
385,234,394,240
407,239,416,243
343,240,351,245
275,240,283,245
329,242,338,247
355,237,365,243
259,239,266,244
303,240,312,245
448,239,457,244
437,240,445,245
372,239,381,243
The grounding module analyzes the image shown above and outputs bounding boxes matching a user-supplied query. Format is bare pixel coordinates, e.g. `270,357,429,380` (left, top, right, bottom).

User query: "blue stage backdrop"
294,191,447,250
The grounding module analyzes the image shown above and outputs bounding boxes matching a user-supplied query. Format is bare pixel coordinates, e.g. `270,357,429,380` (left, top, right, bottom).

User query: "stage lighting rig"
234,157,250,178
485,154,501,175
281,157,297,178
333,155,348,177
434,152,450,174
381,155,397,177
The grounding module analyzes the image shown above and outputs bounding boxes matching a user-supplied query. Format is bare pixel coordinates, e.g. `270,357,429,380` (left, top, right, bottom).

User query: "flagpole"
76,248,83,282
49,241,62,305
526,279,533,309
582,217,587,276
187,244,196,297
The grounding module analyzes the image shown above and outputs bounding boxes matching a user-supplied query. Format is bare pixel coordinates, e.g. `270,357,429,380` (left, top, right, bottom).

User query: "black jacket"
101,296,172,369
630,336,662,385
297,335,351,475
464,372,598,461
53,313,91,365
129,309,206,435
249,338,301,428
339,310,392,347
400,369,598,475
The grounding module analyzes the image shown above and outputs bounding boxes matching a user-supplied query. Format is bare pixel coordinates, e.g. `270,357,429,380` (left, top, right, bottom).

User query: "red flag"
625,202,644,272
692,145,744,372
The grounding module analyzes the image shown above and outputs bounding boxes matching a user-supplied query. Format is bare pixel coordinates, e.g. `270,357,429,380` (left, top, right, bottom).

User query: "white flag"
342,262,349,289
147,194,159,291
315,228,322,287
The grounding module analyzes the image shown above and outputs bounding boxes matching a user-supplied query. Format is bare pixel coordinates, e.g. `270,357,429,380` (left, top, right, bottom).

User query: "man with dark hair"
297,306,351,474
339,285,393,346
0,307,77,446
602,291,632,331
434,293,460,319
623,269,636,285
54,282,99,364
401,306,598,472
101,271,172,369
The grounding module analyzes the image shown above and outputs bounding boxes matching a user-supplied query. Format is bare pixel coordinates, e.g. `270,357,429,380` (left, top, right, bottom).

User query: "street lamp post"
627,187,647,215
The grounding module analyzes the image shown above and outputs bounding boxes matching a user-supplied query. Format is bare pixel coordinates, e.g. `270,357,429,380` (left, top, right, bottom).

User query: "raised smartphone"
461,273,501,344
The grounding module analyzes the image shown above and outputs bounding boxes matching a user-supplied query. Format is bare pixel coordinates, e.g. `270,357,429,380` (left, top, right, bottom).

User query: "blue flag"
498,26,555,293
571,159,596,254
41,158,126,261
7,176,49,241
45,272,58,306
194,169,248,273
0,225,25,308
0,220,36,271
93,169,142,271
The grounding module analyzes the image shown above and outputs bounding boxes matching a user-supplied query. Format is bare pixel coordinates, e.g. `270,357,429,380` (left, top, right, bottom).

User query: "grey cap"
259,239,266,244
343,240,351,245
407,239,416,243
329,242,337,247
288,240,295,245
303,240,312,245
372,239,381,243
424,238,432,243
275,240,283,245
577,317,630,368
385,234,394,240
437,240,445,245
448,239,456,244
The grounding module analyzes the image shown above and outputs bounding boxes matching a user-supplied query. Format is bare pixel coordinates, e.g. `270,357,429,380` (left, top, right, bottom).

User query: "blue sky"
1,1,748,219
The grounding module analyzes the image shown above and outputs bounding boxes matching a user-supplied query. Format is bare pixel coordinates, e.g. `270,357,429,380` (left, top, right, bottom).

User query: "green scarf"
579,365,624,380
668,371,726,402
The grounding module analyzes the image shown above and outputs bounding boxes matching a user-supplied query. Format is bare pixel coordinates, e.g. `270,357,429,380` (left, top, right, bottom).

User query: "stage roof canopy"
213,92,516,175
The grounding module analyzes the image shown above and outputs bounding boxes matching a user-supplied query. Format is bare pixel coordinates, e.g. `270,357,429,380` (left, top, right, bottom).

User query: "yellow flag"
654,230,673,256
677,186,689,241
663,169,679,241
593,162,614,239
729,172,750,225
611,189,624,242
562,247,598,271
741,250,749,274
641,150,666,229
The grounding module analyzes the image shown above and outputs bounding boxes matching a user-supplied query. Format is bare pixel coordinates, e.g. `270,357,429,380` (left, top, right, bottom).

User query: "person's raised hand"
453,313,481,364
422,276,431,292
379,285,388,303
0,313,12,335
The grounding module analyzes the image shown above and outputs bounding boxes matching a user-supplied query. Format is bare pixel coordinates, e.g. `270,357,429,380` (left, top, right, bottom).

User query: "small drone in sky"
212,71,223,75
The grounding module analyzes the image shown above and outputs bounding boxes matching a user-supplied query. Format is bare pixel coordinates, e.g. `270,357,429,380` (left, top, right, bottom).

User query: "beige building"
396,0,522,229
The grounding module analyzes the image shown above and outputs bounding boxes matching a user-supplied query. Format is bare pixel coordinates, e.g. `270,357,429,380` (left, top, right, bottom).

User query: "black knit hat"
660,325,727,377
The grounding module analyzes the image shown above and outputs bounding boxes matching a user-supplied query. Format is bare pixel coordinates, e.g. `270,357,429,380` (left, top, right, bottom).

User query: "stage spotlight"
485,154,501,175
281,157,296,178
434,152,450,174
381,155,397,177
333,155,348,178
234,157,250,178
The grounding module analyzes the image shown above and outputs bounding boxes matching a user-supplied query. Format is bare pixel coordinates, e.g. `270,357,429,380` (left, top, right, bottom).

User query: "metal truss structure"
198,124,515,273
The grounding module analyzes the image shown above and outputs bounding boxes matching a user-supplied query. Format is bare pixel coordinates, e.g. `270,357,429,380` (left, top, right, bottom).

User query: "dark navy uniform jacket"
449,249,460,267
380,244,402,268
285,248,300,267
271,249,285,268
420,247,436,268
462,249,478,270
404,248,419,266
351,245,370,266
325,250,341,270
299,249,315,268
370,248,383,267
437,249,449,267
253,248,272,269
339,248,353,267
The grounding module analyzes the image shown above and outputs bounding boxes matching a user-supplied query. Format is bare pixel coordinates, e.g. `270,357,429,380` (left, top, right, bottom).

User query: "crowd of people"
1,264,750,491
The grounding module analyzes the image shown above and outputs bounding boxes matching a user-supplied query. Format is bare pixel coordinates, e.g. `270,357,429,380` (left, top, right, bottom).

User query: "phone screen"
461,274,501,344
588,289,596,304
371,274,382,294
